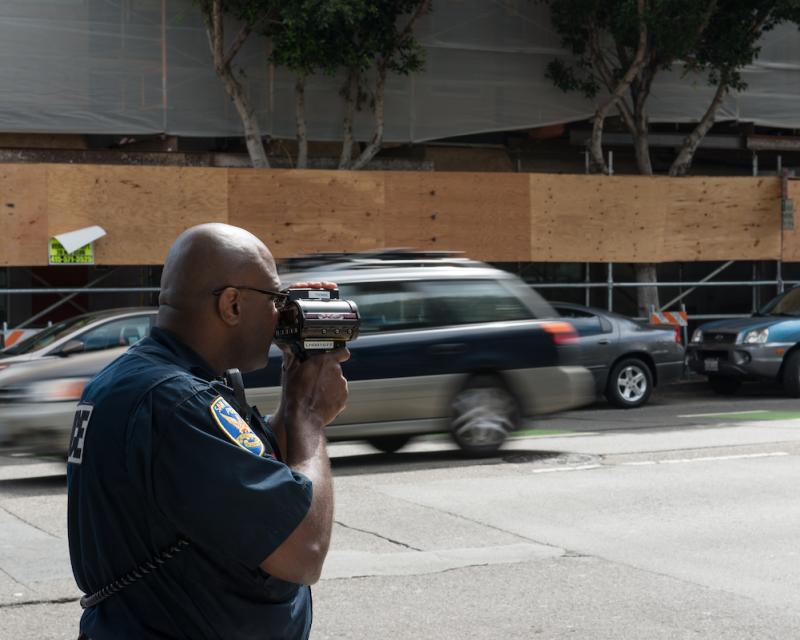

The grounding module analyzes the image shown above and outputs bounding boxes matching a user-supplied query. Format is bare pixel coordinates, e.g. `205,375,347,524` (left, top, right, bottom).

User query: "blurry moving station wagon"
0,252,594,457
244,250,594,456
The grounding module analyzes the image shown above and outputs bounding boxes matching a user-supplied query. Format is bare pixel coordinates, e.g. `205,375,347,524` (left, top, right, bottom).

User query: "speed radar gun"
274,287,360,360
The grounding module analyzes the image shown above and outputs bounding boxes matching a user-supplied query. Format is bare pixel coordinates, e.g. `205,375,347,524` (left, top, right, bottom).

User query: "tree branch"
351,62,387,170
223,23,252,70
397,0,431,44
212,0,225,73
586,0,648,173
669,71,729,176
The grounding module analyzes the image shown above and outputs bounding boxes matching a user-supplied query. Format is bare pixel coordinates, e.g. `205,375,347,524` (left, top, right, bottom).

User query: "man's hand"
281,348,349,429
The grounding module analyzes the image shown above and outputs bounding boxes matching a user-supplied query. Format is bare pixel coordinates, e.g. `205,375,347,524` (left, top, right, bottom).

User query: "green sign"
48,238,95,265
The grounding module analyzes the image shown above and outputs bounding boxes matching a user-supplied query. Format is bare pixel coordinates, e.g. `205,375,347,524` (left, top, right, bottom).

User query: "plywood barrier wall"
0,163,790,266
782,179,800,262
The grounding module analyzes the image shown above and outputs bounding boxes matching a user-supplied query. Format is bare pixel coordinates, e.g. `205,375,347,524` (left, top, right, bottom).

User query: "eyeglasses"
212,285,290,311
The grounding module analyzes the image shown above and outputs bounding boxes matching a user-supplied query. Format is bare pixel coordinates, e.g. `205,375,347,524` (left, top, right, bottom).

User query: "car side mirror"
59,339,85,356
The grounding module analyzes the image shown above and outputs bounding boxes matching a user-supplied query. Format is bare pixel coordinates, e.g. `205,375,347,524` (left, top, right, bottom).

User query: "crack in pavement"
0,504,59,539
0,596,78,609
334,520,423,551
324,562,493,582
372,491,567,554
0,563,31,591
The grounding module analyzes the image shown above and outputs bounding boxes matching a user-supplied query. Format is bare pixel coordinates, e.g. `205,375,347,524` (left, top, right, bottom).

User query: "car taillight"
542,321,578,345
674,327,682,344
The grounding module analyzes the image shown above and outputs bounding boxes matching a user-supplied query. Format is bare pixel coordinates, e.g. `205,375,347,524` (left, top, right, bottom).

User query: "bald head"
157,223,282,374
159,223,277,311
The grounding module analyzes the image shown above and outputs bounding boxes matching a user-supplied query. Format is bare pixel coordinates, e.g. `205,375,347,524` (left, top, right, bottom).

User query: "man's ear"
216,287,242,326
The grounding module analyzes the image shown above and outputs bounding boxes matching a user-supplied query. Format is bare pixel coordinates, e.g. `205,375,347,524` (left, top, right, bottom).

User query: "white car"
0,308,156,368
0,308,155,451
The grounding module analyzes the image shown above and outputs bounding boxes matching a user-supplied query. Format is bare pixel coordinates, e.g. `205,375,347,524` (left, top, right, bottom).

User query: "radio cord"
79,538,189,609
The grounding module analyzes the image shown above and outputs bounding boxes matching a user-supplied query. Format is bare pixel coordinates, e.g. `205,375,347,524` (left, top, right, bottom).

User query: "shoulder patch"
209,396,265,457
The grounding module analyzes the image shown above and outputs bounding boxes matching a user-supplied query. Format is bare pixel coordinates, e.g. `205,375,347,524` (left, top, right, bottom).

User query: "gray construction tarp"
0,0,798,142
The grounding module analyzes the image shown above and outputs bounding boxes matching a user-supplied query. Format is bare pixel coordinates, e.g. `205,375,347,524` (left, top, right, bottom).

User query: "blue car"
687,287,800,396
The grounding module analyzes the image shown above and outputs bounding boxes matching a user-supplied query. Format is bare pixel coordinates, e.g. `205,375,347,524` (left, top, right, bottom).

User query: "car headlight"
691,329,703,343
25,378,88,402
743,328,769,345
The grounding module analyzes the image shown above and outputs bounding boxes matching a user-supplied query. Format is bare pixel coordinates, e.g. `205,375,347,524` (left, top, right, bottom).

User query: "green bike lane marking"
681,410,800,422
512,428,572,438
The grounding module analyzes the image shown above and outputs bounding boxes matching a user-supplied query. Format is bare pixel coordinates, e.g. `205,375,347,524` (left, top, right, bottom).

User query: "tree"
270,0,431,169
195,0,278,168
670,1,800,176
542,0,800,314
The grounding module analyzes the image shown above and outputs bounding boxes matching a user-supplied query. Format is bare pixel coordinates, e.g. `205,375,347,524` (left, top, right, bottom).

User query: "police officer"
67,223,349,639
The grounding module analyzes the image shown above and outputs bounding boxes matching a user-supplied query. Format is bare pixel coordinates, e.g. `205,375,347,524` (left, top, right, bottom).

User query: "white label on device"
308,290,331,299
304,340,335,350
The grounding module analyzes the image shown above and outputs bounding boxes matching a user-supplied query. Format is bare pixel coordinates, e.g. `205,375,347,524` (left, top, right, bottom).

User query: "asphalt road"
3,382,800,639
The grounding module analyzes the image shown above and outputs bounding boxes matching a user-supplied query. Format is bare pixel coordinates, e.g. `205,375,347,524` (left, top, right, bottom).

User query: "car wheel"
782,351,800,398
367,435,412,454
708,375,742,396
450,375,518,457
606,358,653,408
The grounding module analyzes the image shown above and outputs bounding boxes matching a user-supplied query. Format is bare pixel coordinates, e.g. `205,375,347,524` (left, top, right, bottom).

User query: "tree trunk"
631,71,654,177
203,1,269,168
630,68,658,311
339,70,358,169
222,72,270,168
669,80,728,177
633,125,653,176
588,1,648,175
351,63,387,171
589,104,610,174
295,75,308,169
635,263,659,318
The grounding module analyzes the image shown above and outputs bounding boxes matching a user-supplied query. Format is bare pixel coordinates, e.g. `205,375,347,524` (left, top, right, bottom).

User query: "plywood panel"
0,165,49,266
384,172,530,261
46,165,228,265
781,180,800,262
530,175,668,262
0,164,790,266
664,177,780,261
228,169,385,258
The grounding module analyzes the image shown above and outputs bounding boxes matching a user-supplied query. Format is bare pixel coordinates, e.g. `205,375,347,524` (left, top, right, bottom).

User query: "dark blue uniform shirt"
67,327,313,640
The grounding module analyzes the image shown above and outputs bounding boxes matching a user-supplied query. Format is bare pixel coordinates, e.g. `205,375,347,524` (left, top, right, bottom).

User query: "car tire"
782,351,800,398
450,375,518,457
606,358,653,408
708,375,742,396
367,435,412,454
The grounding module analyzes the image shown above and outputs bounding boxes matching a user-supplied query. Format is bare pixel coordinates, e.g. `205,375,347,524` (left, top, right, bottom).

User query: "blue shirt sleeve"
135,381,312,569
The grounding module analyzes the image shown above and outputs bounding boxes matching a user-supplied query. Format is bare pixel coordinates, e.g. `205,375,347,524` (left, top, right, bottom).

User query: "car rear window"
554,307,609,336
338,282,435,333
414,279,534,325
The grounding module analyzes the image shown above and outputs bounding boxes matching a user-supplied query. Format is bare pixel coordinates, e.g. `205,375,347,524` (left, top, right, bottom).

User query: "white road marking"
531,464,603,474
621,452,789,466
678,410,766,418
528,452,791,474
